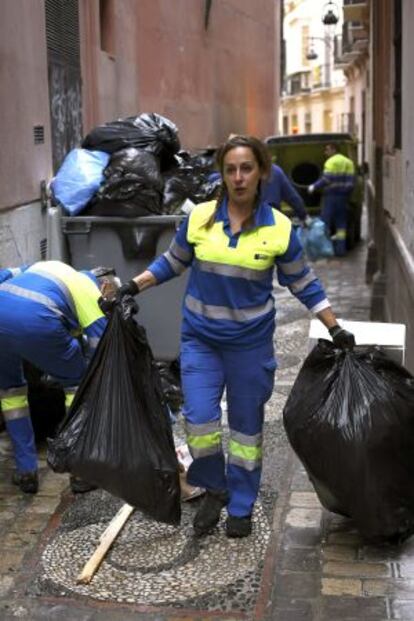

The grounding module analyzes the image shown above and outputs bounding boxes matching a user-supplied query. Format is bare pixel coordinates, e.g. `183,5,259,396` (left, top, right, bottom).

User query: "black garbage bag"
82,112,180,171
155,359,183,413
47,302,181,525
162,153,221,213
283,340,414,541
86,149,164,217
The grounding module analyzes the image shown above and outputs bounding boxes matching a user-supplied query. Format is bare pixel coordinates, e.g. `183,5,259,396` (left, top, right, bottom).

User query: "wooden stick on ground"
76,503,135,585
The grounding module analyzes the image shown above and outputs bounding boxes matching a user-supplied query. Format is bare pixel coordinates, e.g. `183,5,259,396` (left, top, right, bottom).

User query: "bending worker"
0,261,117,494
308,143,355,256
119,135,354,539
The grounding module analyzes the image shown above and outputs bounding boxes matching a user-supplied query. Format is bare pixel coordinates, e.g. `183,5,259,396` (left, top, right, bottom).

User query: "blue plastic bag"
51,149,110,215
297,217,334,260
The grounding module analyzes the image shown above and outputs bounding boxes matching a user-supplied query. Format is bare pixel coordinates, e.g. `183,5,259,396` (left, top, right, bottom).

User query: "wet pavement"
0,228,414,620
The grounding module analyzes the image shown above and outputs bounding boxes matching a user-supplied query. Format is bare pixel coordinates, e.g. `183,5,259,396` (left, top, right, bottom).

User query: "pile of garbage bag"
51,112,220,218
47,300,181,525
283,340,414,542
162,150,221,214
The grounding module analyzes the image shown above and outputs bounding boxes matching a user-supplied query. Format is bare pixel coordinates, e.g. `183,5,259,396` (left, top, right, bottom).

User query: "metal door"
45,0,82,172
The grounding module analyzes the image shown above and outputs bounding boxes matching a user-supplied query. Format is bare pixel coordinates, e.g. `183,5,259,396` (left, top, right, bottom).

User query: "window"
283,115,289,134
304,112,312,133
100,0,115,56
323,110,333,132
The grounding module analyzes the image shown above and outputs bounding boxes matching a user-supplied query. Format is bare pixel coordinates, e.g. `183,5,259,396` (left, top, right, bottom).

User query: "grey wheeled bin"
61,215,188,361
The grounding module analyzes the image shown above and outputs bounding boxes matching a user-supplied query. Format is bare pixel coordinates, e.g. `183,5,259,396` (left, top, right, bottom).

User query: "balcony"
343,0,369,23
334,20,368,69
285,70,312,96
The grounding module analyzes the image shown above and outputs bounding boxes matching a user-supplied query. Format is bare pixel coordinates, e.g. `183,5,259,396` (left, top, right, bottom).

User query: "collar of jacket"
216,197,276,229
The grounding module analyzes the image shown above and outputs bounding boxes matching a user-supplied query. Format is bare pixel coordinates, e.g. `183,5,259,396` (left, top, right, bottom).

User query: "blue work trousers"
321,194,349,256
0,294,86,473
181,336,276,518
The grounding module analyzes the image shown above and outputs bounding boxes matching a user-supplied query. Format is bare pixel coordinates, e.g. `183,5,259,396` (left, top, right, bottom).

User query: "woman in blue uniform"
119,135,354,538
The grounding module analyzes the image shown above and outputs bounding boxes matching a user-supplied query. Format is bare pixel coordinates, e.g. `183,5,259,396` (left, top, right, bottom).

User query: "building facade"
365,0,414,372
280,0,346,136
0,0,280,266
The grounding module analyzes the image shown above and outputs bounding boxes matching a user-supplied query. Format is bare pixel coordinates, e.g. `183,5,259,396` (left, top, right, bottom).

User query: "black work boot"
12,471,39,494
70,475,97,494
193,489,229,536
225,515,252,538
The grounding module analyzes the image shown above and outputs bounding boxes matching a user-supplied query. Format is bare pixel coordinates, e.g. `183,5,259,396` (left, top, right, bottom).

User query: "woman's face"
222,146,262,209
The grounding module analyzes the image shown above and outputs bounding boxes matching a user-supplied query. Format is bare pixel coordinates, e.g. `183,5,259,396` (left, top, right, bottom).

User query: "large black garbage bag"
283,340,414,541
162,153,221,213
82,112,180,171
86,149,164,217
47,304,181,525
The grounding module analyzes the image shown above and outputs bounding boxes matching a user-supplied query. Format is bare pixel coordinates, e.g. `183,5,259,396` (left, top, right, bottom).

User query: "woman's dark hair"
203,135,272,228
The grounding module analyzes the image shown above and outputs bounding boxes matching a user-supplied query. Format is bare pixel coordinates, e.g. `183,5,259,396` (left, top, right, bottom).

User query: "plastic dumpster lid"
265,133,354,146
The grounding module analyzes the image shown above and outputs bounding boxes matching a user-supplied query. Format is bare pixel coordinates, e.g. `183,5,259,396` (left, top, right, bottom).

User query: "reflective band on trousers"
228,438,263,471
1,395,30,421
65,392,76,408
334,229,347,240
2,407,30,422
0,283,64,318
0,386,28,399
185,294,274,322
1,394,29,411
185,420,222,458
194,258,272,281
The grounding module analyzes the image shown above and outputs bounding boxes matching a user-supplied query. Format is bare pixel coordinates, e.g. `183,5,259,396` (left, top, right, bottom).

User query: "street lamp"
322,1,340,25
305,36,334,87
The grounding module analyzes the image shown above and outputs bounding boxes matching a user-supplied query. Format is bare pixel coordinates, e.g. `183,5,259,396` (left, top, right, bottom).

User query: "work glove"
116,279,139,303
98,296,115,317
329,325,356,351
308,184,315,194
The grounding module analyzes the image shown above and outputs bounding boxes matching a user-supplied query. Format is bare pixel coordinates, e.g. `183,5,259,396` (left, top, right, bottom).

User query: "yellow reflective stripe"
29,261,103,328
187,431,222,450
65,392,76,408
229,438,262,462
187,203,292,269
2,394,29,411
335,229,347,240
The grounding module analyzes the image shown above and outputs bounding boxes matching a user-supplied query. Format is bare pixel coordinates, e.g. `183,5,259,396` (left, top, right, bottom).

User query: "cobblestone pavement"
0,229,413,620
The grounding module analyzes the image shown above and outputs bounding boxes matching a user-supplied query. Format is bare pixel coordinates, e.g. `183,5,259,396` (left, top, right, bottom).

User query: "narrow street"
0,227,411,621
